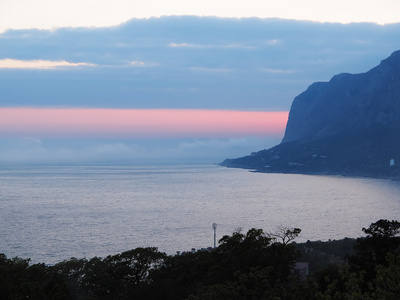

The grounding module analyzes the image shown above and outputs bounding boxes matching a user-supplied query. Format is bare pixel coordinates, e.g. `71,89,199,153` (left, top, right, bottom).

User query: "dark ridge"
221,50,400,179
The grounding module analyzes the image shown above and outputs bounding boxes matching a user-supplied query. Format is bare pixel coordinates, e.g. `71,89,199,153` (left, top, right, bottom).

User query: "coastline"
221,164,400,181
253,170,400,181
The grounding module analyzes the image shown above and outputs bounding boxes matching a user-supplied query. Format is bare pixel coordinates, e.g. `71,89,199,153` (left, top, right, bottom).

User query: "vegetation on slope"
222,126,400,179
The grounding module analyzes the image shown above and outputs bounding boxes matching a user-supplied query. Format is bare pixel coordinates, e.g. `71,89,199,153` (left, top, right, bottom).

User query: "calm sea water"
1,164,399,264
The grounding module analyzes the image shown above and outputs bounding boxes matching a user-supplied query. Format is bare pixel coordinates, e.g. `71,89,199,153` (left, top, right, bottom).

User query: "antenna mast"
212,223,217,248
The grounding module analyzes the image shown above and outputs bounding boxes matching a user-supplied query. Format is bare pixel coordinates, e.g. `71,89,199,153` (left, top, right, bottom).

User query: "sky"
1,1,400,164
1,0,400,32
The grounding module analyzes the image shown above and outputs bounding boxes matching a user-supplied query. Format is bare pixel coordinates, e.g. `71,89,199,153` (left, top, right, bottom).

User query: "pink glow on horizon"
0,108,288,138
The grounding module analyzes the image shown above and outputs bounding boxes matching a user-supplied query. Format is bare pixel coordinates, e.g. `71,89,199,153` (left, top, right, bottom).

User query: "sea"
1,163,400,265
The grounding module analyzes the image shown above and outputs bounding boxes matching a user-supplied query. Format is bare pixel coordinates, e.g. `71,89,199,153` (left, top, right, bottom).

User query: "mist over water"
1,164,400,264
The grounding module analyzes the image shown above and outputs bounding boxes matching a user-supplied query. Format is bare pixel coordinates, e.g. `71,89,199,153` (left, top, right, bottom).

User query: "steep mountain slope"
221,50,400,179
283,50,400,143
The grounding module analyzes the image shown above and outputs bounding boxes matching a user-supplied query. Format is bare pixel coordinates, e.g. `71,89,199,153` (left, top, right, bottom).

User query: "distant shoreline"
221,165,400,181
251,170,400,181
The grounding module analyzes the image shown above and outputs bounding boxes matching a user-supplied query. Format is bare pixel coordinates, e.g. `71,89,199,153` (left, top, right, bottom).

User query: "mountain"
221,50,400,179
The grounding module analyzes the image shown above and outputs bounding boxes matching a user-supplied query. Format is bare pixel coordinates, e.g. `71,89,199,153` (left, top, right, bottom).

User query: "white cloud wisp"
0,59,96,69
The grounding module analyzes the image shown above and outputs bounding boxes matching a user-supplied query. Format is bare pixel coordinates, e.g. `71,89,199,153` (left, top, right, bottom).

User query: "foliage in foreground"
1,220,400,299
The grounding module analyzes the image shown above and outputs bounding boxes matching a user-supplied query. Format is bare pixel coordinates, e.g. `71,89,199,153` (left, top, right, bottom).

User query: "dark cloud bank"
1,16,400,110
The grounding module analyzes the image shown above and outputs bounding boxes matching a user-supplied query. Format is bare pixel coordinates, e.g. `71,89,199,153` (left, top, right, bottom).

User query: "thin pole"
212,223,217,248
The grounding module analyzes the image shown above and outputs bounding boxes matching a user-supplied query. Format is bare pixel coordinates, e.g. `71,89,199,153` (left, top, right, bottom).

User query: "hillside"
221,50,400,179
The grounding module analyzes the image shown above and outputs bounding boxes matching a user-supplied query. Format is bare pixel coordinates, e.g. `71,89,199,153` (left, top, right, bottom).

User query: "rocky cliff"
221,50,400,179
283,50,400,143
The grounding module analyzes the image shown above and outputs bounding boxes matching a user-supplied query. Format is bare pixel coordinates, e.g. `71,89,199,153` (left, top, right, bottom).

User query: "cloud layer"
1,17,400,111
0,137,280,165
